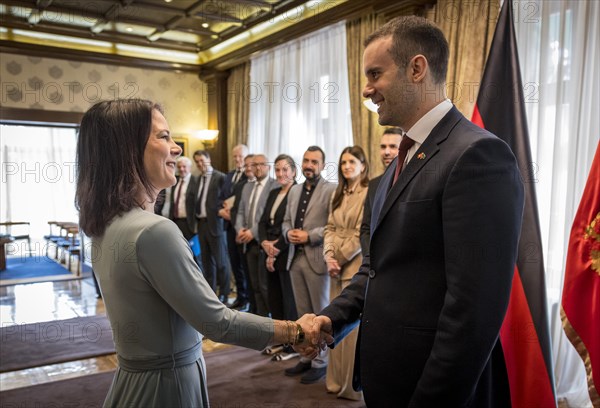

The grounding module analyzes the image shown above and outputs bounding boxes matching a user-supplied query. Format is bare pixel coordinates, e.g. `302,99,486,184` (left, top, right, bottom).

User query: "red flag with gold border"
561,141,600,407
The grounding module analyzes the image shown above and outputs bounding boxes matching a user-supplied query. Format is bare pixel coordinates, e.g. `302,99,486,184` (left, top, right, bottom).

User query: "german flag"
471,2,556,406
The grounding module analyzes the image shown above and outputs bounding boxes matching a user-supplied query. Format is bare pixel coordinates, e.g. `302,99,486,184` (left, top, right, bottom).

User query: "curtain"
345,13,387,177
426,0,499,118
248,21,353,178
514,1,599,406
1,125,79,251
227,62,250,170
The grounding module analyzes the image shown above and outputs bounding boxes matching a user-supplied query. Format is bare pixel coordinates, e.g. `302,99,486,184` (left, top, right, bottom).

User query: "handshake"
291,314,335,359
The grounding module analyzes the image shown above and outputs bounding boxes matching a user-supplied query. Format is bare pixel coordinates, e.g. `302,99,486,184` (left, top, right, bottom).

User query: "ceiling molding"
0,0,437,73
0,40,201,73
201,0,435,71
0,16,201,53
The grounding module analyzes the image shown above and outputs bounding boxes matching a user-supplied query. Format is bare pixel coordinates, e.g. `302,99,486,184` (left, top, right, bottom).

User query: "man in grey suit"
186,150,230,303
282,146,337,384
235,154,277,317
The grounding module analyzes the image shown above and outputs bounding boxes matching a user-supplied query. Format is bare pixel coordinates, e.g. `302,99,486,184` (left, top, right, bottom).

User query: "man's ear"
409,54,428,83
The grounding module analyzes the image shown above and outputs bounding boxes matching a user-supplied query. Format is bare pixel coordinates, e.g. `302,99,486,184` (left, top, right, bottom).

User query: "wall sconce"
194,129,219,148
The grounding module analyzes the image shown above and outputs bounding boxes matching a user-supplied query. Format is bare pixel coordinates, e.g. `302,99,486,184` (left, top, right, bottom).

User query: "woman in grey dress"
75,99,309,407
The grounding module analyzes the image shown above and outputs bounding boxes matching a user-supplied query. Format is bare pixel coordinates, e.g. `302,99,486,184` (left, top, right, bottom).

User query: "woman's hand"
261,240,280,257
326,258,341,278
266,255,276,272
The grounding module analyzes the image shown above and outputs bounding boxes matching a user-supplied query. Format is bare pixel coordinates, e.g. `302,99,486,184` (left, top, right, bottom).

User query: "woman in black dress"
259,154,298,328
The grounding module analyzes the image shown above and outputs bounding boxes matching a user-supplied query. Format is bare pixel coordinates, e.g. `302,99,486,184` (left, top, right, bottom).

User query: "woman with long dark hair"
76,99,308,407
323,145,369,401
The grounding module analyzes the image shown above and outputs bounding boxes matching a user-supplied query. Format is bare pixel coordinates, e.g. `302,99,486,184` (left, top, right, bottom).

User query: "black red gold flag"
471,1,556,406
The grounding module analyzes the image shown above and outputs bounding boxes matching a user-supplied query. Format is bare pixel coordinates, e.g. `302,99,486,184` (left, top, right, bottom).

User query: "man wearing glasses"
235,154,278,317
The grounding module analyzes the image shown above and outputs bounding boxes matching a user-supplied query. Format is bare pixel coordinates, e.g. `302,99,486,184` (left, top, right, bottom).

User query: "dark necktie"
195,176,207,217
392,135,416,186
232,170,241,184
247,181,262,228
173,179,184,218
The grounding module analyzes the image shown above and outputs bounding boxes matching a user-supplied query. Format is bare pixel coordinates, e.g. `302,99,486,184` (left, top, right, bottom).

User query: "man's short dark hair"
383,127,403,136
365,16,449,84
193,150,210,160
306,145,326,163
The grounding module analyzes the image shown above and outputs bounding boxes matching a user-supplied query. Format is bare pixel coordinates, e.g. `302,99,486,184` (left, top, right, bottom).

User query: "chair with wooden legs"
0,222,32,257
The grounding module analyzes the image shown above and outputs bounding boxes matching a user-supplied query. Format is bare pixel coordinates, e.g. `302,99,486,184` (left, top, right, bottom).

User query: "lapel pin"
417,152,426,160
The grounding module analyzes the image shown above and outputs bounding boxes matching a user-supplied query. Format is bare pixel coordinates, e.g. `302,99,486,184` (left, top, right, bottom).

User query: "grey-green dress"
92,208,273,407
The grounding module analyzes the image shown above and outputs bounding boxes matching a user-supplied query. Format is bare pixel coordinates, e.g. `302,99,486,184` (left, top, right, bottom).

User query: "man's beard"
303,170,316,181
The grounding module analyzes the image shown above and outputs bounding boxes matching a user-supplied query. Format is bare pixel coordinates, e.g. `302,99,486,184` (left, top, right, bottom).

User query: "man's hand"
218,207,231,221
288,229,309,245
293,313,333,358
236,228,253,244
311,315,333,346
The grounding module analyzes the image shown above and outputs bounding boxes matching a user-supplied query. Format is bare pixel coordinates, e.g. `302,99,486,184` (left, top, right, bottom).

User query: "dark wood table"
0,236,15,271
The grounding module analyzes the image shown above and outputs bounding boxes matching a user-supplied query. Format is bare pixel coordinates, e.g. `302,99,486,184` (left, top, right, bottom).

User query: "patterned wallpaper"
0,53,208,138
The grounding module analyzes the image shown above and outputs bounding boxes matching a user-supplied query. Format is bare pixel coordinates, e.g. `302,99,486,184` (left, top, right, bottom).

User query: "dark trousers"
245,242,270,317
174,218,194,241
266,264,298,321
226,224,249,302
197,218,230,298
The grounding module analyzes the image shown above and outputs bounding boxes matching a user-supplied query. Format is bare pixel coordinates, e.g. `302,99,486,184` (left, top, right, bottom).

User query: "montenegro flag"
561,141,600,407
471,1,556,406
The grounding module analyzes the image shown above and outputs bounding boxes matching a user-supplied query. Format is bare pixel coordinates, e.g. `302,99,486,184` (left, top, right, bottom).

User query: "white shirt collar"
405,99,453,146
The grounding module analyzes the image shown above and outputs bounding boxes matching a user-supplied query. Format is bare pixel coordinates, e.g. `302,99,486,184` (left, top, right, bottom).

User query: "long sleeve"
281,185,297,244
410,137,524,406
235,183,250,234
136,218,274,350
324,187,366,267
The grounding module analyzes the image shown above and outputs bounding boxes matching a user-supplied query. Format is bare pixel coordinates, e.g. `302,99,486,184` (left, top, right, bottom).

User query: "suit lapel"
257,178,274,214
305,179,321,217
373,107,462,233
290,185,300,225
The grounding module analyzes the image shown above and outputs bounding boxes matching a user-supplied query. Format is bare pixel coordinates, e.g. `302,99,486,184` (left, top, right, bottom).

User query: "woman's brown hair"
75,99,162,237
331,145,369,212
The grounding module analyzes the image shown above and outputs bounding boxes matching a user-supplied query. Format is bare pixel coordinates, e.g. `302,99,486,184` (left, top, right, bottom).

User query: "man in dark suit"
159,156,195,240
187,150,230,303
219,145,251,310
235,154,278,317
301,16,525,407
359,127,402,255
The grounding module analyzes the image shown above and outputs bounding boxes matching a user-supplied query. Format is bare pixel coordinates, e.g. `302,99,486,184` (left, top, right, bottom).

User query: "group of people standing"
155,126,405,399
76,15,525,407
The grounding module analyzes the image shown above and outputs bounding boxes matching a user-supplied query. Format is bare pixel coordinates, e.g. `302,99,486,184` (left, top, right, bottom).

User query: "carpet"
0,346,366,407
0,255,93,286
206,346,366,408
0,314,115,373
0,371,114,408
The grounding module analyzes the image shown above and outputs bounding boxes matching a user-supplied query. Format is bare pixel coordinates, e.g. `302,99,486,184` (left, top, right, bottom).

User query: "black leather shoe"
235,302,250,312
218,295,227,304
284,361,311,376
300,366,326,384
230,298,247,309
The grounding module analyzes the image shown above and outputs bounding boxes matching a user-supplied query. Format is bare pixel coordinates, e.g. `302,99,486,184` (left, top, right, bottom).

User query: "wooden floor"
0,258,230,393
